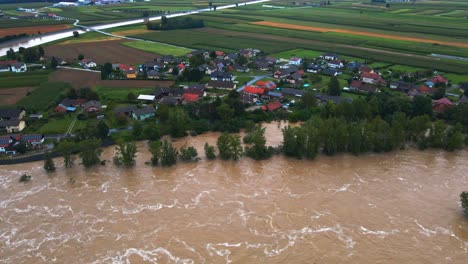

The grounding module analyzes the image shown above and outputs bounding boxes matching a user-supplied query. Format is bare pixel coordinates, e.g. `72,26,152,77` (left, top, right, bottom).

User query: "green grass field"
94,86,153,103
120,41,192,56
0,71,50,89
270,49,323,60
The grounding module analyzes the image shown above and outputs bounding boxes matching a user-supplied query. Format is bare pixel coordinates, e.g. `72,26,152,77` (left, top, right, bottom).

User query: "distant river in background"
0,122,467,263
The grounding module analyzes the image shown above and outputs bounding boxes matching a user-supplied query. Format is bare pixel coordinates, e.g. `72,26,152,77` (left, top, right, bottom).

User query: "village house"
80,59,97,68
0,64,10,72
347,61,364,71
418,85,434,96
152,87,184,99
244,86,265,96
0,108,26,121
361,72,386,85
206,80,236,90
231,64,249,73
55,98,87,113
288,57,302,66
158,55,175,64
306,64,321,73
137,94,156,103
274,66,298,79
239,48,260,58
114,105,138,117
0,120,26,133
320,53,339,61
262,101,283,112
432,98,453,113
147,70,164,80
132,107,156,120
83,100,102,113
159,96,181,106
426,75,449,87
256,80,277,91
254,60,270,71
280,88,307,97
22,134,44,147
142,61,164,71
10,62,27,73
126,70,138,79
322,68,340,77
327,60,344,69
210,72,233,82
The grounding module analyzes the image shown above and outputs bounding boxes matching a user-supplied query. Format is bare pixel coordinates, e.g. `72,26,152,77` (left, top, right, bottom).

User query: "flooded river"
0,123,467,263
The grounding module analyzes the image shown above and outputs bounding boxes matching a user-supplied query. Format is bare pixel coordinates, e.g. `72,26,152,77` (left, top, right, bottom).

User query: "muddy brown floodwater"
0,122,467,263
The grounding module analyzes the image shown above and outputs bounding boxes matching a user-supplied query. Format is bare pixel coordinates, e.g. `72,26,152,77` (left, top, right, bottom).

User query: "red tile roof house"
181,93,200,103
431,75,448,86
418,85,434,96
83,100,102,113
256,81,277,91
243,86,265,96
361,72,386,85
432,98,453,113
262,101,283,112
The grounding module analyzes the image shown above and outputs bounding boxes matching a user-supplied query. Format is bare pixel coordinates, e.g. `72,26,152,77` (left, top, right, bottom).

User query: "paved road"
57,66,100,73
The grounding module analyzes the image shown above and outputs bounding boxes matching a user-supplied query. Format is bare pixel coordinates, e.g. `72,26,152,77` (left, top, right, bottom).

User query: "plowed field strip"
253,21,468,49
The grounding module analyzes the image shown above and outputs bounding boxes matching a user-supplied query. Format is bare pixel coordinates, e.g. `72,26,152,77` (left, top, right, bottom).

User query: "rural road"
0,0,272,55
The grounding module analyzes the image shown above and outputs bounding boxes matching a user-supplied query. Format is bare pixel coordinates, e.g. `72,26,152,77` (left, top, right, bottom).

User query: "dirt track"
49,68,173,89
44,39,159,65
253,21,468,49
0,25,69,37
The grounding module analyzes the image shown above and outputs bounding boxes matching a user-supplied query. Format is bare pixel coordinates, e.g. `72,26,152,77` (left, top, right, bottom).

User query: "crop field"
0,71,50,89
16,82,70,112
117,0,468,74
270,49,323,59
120,41,192,56
44,39,159,65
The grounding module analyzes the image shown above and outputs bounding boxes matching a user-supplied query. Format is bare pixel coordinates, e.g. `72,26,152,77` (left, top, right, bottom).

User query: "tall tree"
101,62,113,80
217,133,243,160
327,76,341,96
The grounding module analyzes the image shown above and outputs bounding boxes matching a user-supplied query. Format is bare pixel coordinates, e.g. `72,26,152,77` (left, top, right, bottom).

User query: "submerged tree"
56,140,77,168
78,138,102,168
160,140,178,166
43,152,56,172
460,191,468,215
244,126,272,160
179,146,199,162
204,142,216,160
113,141,137,167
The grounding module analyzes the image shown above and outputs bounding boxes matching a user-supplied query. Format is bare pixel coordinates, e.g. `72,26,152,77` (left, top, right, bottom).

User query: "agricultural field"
108,0,468,75
120,41,192,56
44,39,159,65
16,82,70,112
0,71,50,89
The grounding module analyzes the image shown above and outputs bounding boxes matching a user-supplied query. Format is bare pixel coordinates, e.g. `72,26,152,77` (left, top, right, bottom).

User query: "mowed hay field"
0,24,70,37
44,39,159,65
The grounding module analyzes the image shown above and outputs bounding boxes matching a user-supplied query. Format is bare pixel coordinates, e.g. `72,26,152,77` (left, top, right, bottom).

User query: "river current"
0,122,467,263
